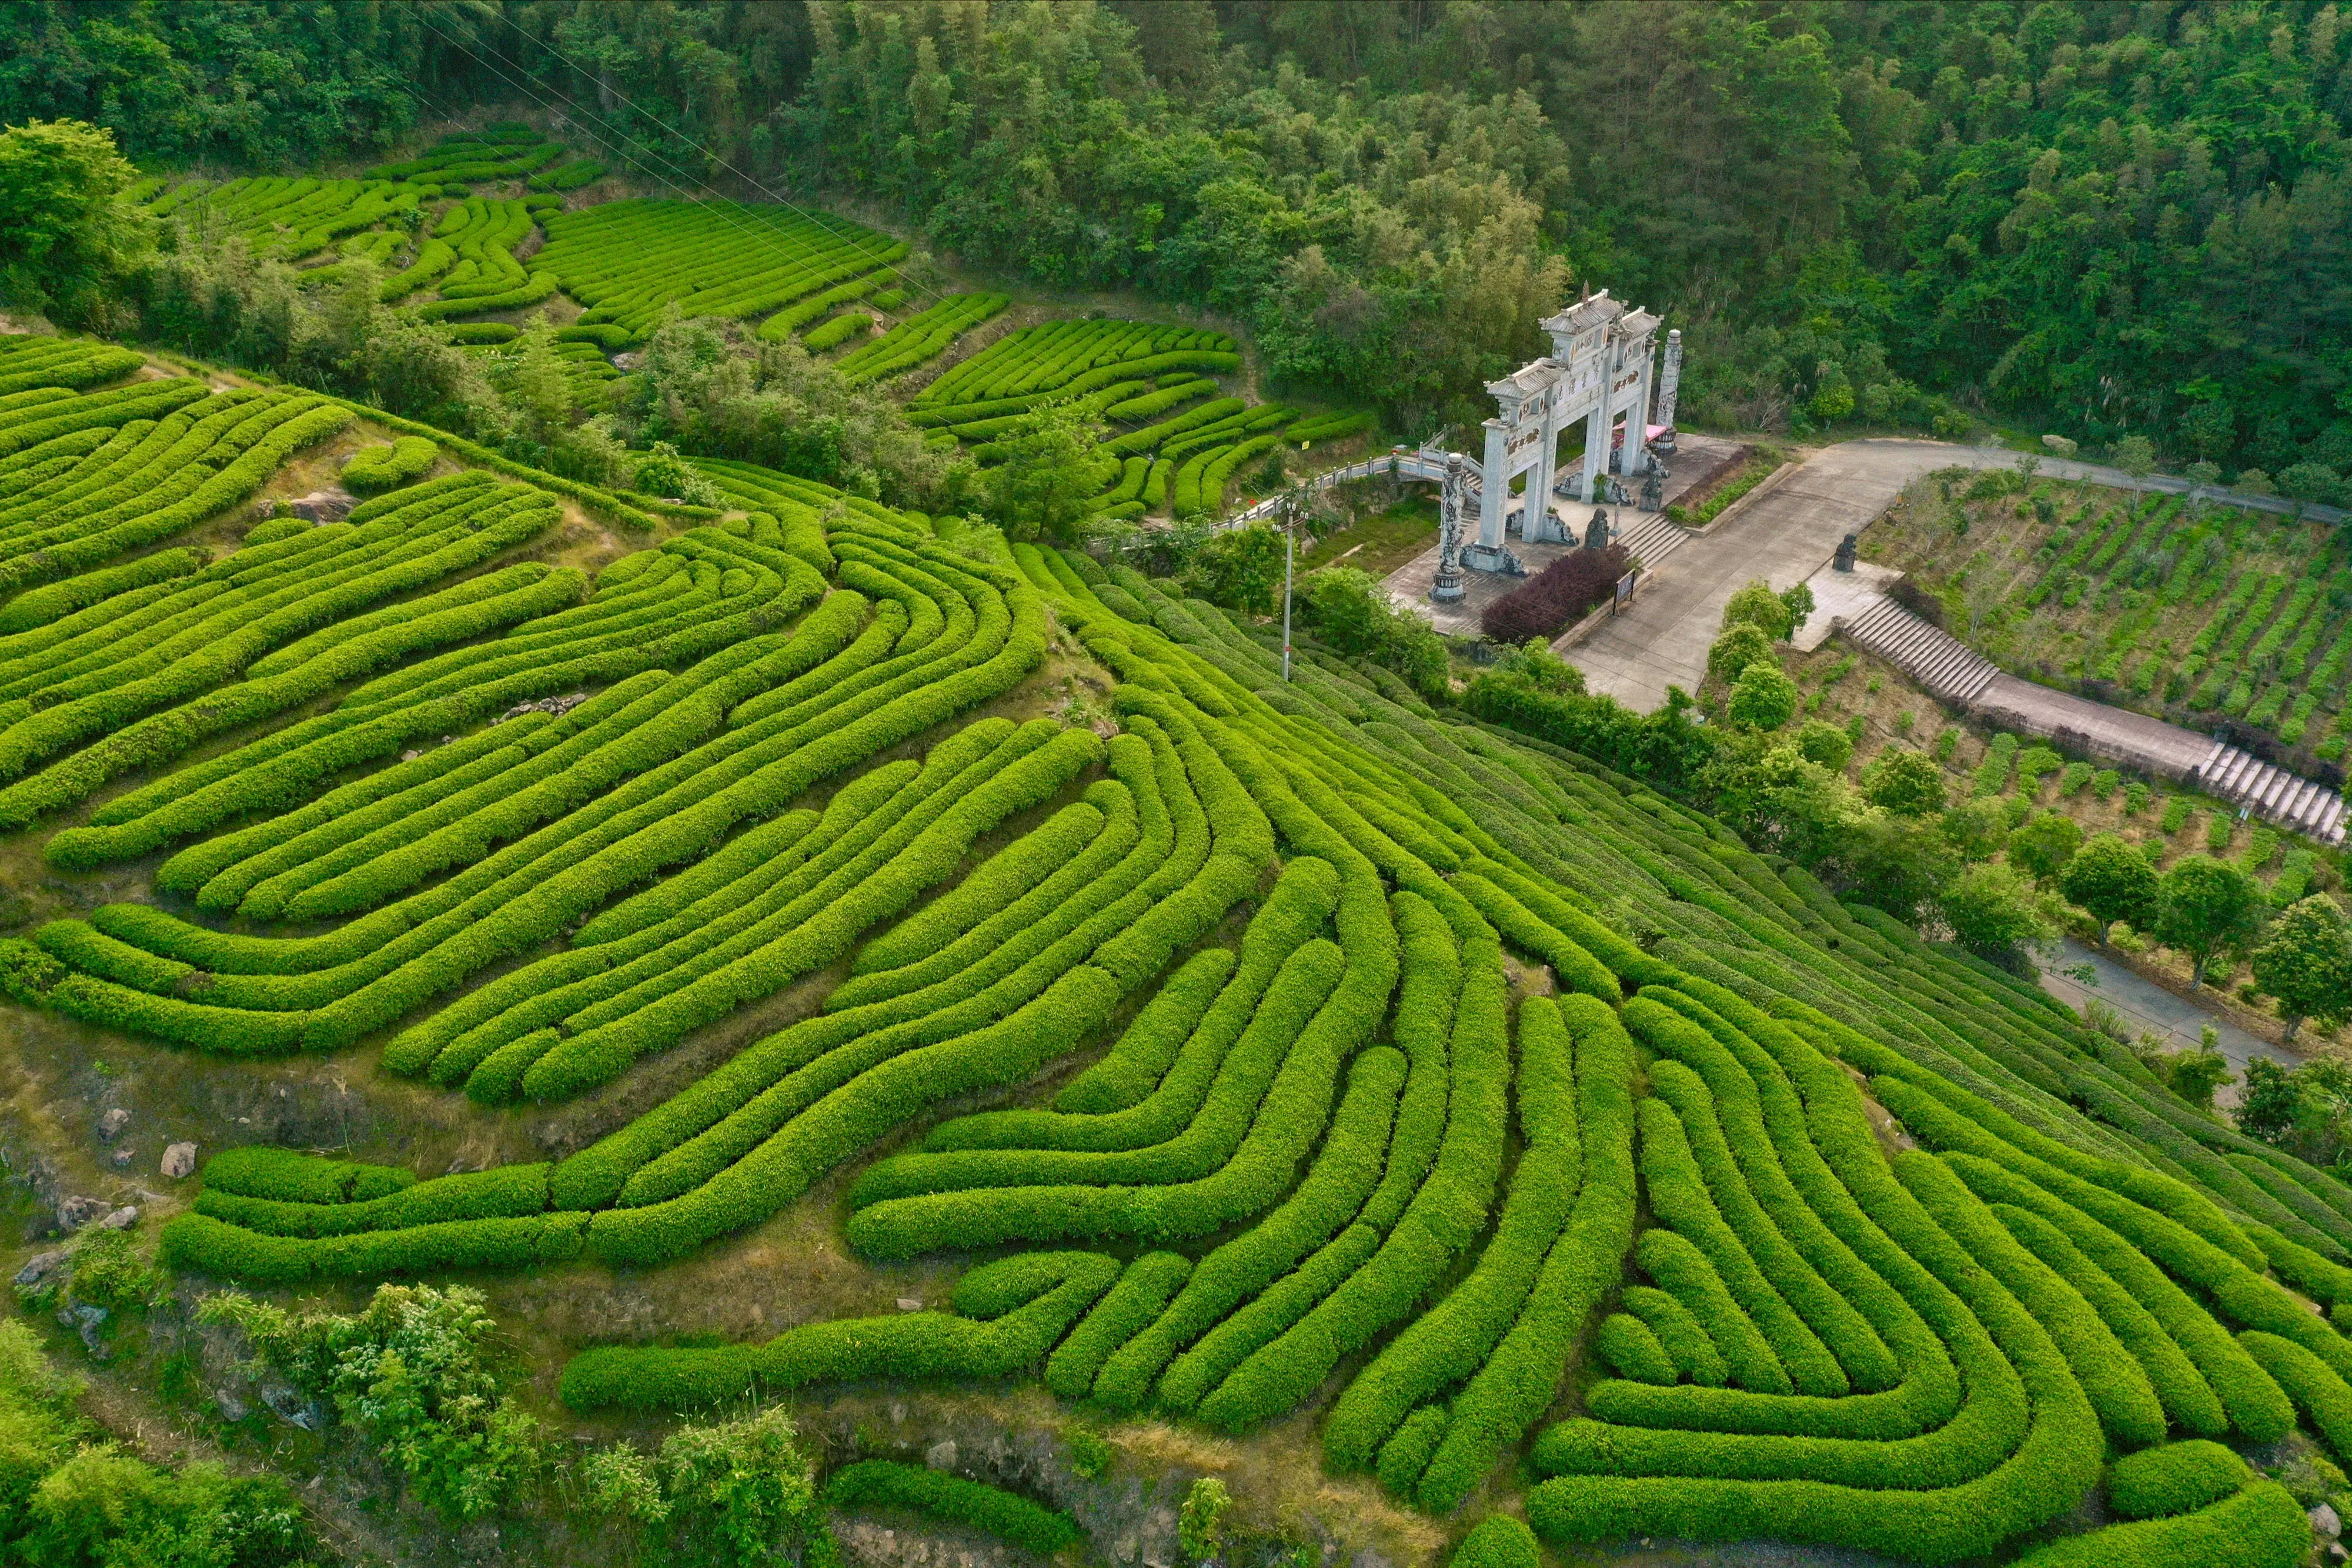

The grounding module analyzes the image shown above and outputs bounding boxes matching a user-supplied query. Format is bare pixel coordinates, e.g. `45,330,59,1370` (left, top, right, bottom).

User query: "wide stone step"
1836,598,1998,704
2190,744,2347,847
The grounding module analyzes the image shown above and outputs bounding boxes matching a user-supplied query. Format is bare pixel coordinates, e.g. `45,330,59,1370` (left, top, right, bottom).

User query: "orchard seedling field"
1869,469,2352,765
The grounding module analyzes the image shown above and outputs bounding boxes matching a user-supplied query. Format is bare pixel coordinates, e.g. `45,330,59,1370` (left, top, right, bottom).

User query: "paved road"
1561,437,2333,714
1566,441,1960,711
2039,936,2299,1106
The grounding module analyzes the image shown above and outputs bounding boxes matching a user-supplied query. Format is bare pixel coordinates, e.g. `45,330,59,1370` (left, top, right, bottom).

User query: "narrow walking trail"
2039,936,2300,1108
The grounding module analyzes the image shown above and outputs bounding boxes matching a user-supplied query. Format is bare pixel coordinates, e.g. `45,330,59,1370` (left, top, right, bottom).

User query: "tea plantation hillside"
0,332,2345,1567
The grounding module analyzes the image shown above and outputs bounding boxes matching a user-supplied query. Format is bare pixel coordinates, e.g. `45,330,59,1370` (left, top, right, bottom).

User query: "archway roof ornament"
1541,290,1625,337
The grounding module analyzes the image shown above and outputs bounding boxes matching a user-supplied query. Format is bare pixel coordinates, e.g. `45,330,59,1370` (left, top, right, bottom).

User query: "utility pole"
1282,506,1296,683
1280,479,1313,682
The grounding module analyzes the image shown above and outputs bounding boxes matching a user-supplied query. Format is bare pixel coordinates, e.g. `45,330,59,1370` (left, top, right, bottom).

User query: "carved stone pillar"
1655,328,1683,452
1431,454,1466,603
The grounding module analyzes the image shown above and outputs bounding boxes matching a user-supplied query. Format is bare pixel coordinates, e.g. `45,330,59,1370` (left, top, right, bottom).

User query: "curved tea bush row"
146,176,435,259
0,390,352,600
24,394,2352,1566
1045,1250,1192,1400
1118,1043,1406,1410
2012,1479,2307,1567
1104,397,1247,457
2106,1440,2253,1522
1414,992,1638,1510
1287,410,1378,444
537,199,908,342
913,320,1235,409
369,131,564,182
342,436,438,493
822,1462,1081,1556
803,310,871,351
0,336,145,395
758,275,886,340
834,295,1012,386
557,1253,1119,1409
26,539,1041,1062
530,158,607,191
0,476,564,830
1105,377,1220,422
48,524,823,877
1449,1516,1541,1568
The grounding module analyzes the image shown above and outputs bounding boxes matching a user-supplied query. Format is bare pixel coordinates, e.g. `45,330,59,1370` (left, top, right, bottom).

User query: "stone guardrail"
1222,450,1468,527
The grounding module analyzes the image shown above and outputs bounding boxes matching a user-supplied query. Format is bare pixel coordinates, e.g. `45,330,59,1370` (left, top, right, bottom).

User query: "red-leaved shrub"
1480,543,1629,645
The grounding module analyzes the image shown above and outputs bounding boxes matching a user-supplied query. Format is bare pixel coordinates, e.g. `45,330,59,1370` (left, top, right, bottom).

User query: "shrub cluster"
1481,543,1630,645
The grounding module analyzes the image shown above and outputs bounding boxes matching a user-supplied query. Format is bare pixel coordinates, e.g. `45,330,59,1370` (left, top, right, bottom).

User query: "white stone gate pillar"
1526,393,1562,541
1478,417,1508,549
1579,404,1608,503
1630,347,1655,476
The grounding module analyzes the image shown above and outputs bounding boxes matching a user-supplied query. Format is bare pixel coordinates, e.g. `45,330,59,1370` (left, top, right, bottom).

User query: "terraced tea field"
908,319,1375,519
2,330,2345,1567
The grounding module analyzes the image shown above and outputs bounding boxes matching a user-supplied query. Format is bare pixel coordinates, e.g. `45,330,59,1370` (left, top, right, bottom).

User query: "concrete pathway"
1564,441,1968,711
1553,436,2343,714
2039,936,2298,1106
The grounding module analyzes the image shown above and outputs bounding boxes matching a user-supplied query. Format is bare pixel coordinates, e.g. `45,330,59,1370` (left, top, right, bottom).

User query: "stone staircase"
1614,511,1693,573
1836,598,2002,706
2190,741,2348,845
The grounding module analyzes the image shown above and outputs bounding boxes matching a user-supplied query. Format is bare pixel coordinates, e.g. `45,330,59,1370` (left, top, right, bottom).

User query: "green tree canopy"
981,400,1111,544
1939,862,2053,962
1706,623,1777,687
1301,567,1449,697
2005,809,2083,884
0,118,149,327
1720,580,1796,642
2059,833,2160,944
1188,525,1287,617
2250,894,2352,1042
1863,748,1947,818
1727,660,1798,730
2154,854,2268,989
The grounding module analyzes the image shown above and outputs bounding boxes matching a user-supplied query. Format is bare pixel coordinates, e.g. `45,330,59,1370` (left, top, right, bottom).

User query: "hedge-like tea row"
1414,992,1637,1510
0,336,144,396
1045,1250,1191,1400
530,158,606,191
29,380,2352,1568
2104,1440,2251,1522
341,436,438,493
1287,409,1378,444
146,176,435,260
803,310,873,350
68,547,1028,1067
2010,1479,2307,1567
913,320,1235,409
557,1253,1119,1409
0,477,562,831
834,295,1011,386
0,394,352,605
536,199,908,341
821,1462,1081,1556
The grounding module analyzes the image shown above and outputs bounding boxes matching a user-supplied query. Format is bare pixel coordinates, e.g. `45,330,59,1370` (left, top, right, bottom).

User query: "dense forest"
4,0,2351,491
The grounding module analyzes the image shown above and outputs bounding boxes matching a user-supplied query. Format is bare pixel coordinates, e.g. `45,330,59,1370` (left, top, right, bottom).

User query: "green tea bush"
2104,1440,2250,1520
341,434,438,492
823,1462,1080,1556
